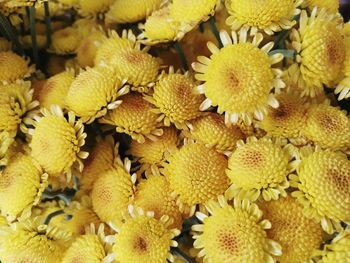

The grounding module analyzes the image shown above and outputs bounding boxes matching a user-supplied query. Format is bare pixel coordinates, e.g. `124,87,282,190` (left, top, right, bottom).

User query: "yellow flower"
113,207,180,263
144,69,204,128
192,28,284,125
226,137,296,202
225,0,302,35
76,0,114,17
0,154,48,219
128,126,178,176
62,234,106,263
163,142,229,209
80,136,117,193
259,91,308,139
0,51,34,83
49,27,82,55
0,37,11,52
335,38,350,100
134,175,183,229
101,93,162,143
320,228,350,262
65,66,128,123
29,105,89,178
184,112,244,152
91,164,135,228
76,30,105,68
192,196,282,262
0,81,39,136
288,8,345,97
20,34,47,49
260,195,324,262
290,149,350,234
303,0,339,13
0,131,14,166
33,69,75,109
0,218,71,263
169,0,220,24
302,104,350,151
94,30,137,66
106,0,162,24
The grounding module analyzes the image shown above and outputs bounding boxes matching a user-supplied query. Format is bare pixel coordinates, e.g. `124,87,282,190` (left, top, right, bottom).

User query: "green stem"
0,13,24,54
43,210,64,225
269,49,295,58
28,6,39,65
208,16,222,48
274,30,289,49
171,247,195,263
173,42,188,71
44,1,52,47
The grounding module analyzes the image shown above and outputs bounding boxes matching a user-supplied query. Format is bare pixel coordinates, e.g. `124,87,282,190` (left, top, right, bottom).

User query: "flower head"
290,149,350,234
260,195,324,262
0,37,11,52
49,27,81,55
113,207,180,263
76,0,114,17
33,69,75,110
288,8,345,97
193,28,284,125
65,66,127,123
0,51,34,83
320,228,350,262
225,0,302,35
163,142,229,209
29,105,88,178
0,131,14,166
144,69,204,128
192,196,281,262
335,37,350,100
303,0,339,13
0,154,48,219
76,30,105,68
302,104,350,151
133,175,183,229
226,137,296,202
101,93,162,143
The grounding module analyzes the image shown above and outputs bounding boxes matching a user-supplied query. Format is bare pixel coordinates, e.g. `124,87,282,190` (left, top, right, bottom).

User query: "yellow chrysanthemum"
76,30,105,68
0,218,71,263
139,7,181,45
49,27,82,55
33,69,75,109
101,93,162,143
192,196,282,262
226,137,296,202
260,195,324,262
109,47,160,90
113,208,180,263
320,228,350,262
290,149,350,234
302,104,350,151
303,0,339,13
163,142,229,209
288,8,345,97
144,70,204,128
65,66,128,123
62,234,106,263
76,0,114,17
0,37,11,52
106,0,162,24
80,136,117,193
225,0,302,35
94,30,137,66
259,91,308,139
29,105,88,178
128,126,178,176
21,34,47,49
185,112,245,152
0,131,14,166
91,164,135,228
134,175,183,229
0,51,34,83
169,0,220,24
0,81,39,136
193,28,285,125
0,154,48,219
334,38,350,100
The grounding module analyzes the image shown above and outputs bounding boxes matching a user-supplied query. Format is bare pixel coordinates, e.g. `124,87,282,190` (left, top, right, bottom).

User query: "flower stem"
28,6,39,65
208,16,223,48
43,210,64,225
171,247,195,263
44,1,52,47
173,42,189,71
0,13,24,55
269,49,295,58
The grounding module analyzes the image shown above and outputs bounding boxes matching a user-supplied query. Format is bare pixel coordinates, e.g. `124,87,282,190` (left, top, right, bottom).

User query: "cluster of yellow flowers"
0,0,350,262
